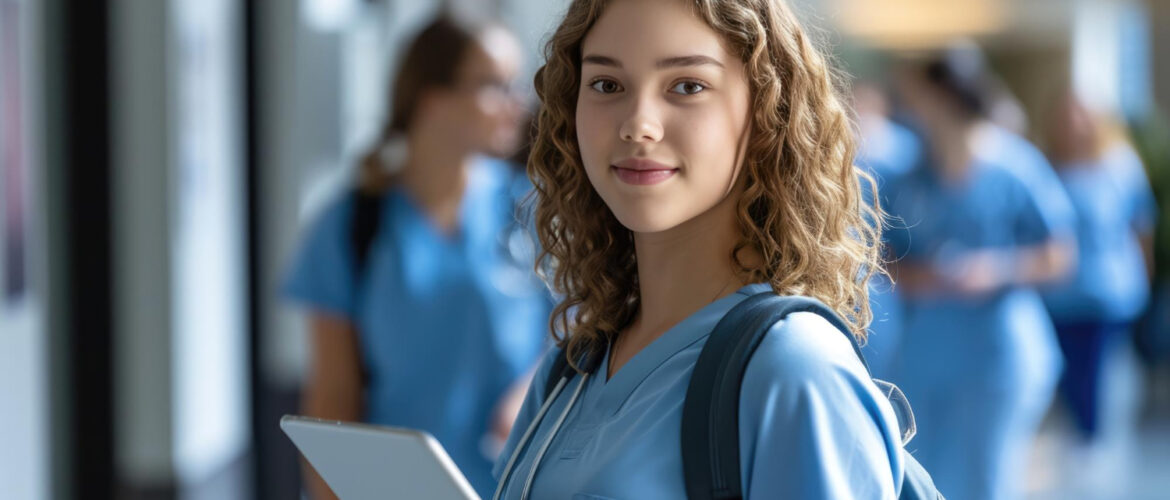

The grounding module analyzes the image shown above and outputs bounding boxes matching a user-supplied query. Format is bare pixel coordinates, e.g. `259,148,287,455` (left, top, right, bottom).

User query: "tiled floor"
1025,347,1170,500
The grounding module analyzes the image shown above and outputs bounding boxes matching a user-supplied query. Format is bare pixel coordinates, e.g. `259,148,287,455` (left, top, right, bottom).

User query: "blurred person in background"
282,14,550,499
1042,92,1157,444
886,45,1076,500
853,81,923,380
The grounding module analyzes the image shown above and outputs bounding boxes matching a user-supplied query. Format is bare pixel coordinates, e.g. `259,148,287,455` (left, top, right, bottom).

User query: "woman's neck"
625,189,751,350
398,133,474,233
930,118,981,185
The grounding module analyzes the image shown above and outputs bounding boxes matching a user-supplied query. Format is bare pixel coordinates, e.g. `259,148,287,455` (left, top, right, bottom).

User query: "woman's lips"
611,158,679,186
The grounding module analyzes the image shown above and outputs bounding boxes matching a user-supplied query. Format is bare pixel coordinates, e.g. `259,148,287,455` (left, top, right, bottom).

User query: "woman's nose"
617,107,664,142
618,98,664,144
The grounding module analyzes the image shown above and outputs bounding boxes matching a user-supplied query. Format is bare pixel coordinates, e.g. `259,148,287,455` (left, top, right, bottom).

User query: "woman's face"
430,27,527,157
1047,92,1097,165
576,0,752,234
894,68,945,131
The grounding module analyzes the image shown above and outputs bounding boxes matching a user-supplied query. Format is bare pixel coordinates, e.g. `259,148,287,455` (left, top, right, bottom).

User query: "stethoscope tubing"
492,372,591,500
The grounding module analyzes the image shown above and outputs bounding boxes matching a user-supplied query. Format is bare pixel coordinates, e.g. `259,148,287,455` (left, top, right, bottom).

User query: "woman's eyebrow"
581,54,725,69
582,54,622,67
656,55,724,69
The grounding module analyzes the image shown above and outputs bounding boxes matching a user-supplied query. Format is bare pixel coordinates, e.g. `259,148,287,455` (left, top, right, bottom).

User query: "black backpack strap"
542,343,606,402
349,188,385,390
350,188,385,276
681,293,863,500
543,349,574,401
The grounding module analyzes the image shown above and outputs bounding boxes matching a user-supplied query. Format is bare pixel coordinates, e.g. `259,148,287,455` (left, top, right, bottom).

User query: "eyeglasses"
456,78,527,100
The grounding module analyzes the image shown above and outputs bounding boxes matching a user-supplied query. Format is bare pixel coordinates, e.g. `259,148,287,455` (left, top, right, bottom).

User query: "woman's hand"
944,249,1012,297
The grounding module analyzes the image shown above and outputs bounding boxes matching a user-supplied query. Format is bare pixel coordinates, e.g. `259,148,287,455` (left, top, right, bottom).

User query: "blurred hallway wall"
0,2,50,499
111,0,172,490
111,0,249,496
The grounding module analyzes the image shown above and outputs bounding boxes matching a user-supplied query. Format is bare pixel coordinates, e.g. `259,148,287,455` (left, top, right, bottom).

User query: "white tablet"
281,415,480,500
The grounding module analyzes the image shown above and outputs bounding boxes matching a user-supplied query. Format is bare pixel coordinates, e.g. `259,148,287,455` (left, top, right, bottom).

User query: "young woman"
282,15,551,500
1043,93,1157,442
886,49,1074,500
491,0,906,498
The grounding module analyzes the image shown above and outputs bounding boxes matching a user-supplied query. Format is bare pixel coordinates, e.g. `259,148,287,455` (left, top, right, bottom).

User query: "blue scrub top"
283,158,551,498
493,283,905,500
857,117,922,185
978,125,1077,240
1042,144,1158,324
885,142,1067,390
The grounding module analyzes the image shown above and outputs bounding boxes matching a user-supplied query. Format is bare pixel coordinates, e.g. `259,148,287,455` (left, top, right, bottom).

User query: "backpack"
543,292,944,500
347,164,531,273
345,188,386,388
350,188,385,276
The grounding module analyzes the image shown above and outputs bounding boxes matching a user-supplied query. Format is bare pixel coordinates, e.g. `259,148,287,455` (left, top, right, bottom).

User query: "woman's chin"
609,208,687,235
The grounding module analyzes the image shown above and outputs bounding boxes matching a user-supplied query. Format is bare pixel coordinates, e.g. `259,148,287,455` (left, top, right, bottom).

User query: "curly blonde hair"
529,0,885,369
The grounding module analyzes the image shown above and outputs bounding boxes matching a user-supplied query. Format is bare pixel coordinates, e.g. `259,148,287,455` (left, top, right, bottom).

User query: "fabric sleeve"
1010,152,1075,247
738,312,905,500
492,347,559,480
281,196,359,319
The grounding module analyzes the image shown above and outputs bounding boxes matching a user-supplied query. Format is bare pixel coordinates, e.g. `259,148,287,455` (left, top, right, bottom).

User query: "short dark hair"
922,43,995,118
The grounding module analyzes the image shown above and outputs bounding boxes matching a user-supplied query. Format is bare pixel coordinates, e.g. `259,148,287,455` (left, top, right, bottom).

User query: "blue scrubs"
979,125,1077,244
493,283,905,499
1043,144,1157,323
1042,144,1157,437
283,159,551,498
857,118,924,379
886,131,1070,500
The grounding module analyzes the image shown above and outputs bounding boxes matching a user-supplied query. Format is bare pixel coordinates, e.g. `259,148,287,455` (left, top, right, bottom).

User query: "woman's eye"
589,79,622,94
670,81,707,95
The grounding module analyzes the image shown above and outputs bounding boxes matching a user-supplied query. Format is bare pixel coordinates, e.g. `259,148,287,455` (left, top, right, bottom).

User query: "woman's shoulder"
735,310,906,498
471,156,527,189
296,182,371,237
467,156,532,213
281,188,370,314
741,310,872,393
524,346,564,406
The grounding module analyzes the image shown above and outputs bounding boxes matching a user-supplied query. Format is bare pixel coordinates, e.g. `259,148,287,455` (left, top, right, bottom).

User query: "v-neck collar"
387,160,498,248
592,283,772,416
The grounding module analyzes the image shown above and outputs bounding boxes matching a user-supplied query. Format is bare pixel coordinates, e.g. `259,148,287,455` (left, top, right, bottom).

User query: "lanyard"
492,372,591,500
